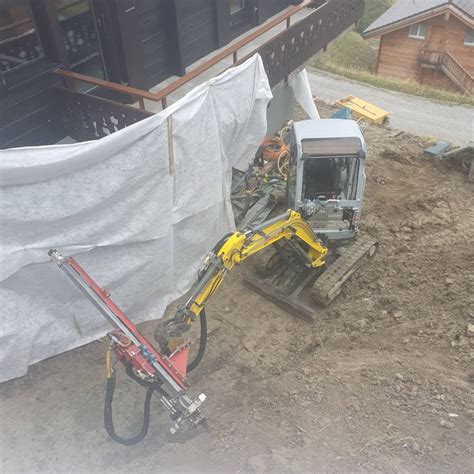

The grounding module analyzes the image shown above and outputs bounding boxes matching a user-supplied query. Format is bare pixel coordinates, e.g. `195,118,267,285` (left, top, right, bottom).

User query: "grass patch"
316,31,378,72
312,61,474,106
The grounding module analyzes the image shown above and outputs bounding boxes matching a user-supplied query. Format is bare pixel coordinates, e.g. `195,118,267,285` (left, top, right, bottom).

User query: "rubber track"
312,234,378,306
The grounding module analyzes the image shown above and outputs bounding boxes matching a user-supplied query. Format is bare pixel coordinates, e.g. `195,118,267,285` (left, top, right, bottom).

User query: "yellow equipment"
336,96,390,124
154,209,327,350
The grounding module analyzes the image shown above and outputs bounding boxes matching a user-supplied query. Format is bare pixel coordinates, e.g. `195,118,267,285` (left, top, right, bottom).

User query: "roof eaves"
363,3,474,38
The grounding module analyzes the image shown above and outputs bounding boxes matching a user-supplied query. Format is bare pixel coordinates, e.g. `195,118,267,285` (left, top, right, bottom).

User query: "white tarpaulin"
290,68,320,120
0,54,272,382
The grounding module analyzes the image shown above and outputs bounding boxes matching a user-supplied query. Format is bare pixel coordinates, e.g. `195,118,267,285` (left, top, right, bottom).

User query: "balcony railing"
1,0,364,149
54,0,364,112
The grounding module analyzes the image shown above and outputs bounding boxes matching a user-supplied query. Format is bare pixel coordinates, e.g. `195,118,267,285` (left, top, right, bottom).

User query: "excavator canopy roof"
293,119,366,157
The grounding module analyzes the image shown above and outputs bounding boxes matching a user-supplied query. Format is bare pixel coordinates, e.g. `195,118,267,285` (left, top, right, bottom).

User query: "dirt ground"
1,104,473,473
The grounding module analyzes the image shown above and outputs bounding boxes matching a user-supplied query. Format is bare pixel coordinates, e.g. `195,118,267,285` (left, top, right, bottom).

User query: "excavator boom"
156,210,327,344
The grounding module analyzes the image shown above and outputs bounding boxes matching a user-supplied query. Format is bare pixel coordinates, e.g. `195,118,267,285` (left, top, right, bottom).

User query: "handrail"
55,0,317,109
443,50,474,81
419,48,473,94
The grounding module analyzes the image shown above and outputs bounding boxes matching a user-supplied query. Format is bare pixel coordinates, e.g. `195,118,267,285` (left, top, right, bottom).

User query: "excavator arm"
155,210,327,349
48,209,327,443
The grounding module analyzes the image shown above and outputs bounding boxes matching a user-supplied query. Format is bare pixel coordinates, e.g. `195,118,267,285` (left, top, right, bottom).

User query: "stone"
395,373,404,381
224,306,232,313
440,419,455,429
244,340,257,352
326,332,350,349
445,277,454,285
411,441,421,455
467,324,474,338
357,318,368,329
247,454,267,473
393,310,404,320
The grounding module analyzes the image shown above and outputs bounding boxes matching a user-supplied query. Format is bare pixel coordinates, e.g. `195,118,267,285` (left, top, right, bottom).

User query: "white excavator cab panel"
287,119,366,243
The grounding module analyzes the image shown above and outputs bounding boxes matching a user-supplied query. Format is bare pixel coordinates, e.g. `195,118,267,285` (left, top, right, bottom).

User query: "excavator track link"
312,234,378,306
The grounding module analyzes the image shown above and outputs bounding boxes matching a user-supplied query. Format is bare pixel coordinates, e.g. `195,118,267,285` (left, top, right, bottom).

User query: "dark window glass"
230,0,245,15
464,29,474,46
230,0,246,27
54,0,104,78
0,0,44,72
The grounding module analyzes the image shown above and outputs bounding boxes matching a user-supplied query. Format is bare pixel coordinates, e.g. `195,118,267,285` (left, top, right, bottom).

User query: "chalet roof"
364,0,474,37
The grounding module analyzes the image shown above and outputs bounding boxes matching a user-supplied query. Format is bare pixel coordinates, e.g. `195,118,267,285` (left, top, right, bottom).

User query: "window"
230,0,245,15
0,0,44,73
408,23,426,39
54,0,104,79
230,0,246,27
464,29,474,46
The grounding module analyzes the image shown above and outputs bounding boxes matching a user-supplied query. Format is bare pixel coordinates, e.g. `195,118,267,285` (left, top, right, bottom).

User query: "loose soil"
1,104,473,473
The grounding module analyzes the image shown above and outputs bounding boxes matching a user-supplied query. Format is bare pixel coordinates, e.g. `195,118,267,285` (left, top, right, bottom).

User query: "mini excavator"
49,118,377,444
48,209,328,445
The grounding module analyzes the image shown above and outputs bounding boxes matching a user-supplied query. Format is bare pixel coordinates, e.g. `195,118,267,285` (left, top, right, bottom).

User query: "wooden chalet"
0,0,364,150
364,0,474,95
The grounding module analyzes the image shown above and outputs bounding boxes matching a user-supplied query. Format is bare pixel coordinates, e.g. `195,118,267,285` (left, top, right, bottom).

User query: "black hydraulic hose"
179,233,231,374
104,371,153,446
186,307,207,373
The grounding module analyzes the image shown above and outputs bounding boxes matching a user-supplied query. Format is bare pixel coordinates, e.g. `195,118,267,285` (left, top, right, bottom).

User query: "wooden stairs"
419,49,474,95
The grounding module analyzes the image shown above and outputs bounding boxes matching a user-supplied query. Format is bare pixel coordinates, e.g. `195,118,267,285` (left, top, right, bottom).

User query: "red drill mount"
48,250,206,444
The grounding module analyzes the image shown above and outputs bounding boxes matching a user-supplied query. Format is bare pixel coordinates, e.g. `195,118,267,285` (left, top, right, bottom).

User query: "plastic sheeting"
290,68,320,120
0,55,272,382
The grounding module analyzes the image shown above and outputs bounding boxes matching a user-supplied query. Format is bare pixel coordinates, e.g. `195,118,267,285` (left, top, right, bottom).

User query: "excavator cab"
286,119,366,243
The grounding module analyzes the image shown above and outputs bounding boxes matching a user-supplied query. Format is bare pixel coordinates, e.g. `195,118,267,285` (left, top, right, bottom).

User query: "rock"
247,454,267,473
244,340,258,352
269,365,282,376
445,277,454,285
326,332,350,349
269,453,291,467
352,318,368,330
349,331,360,341
395,373,404,381
467,324,474,338
440,419,455,429
224,306,232,313
411,441,421,455
393,310,404,320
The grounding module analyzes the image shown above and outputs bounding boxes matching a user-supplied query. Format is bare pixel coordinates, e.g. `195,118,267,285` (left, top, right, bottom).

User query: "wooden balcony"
1,0,365,149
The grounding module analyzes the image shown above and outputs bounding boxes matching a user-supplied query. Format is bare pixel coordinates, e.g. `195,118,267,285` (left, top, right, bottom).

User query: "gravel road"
308,68,474,145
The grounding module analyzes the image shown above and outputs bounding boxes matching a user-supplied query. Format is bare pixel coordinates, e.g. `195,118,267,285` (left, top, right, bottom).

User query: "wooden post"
167,115,175,174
